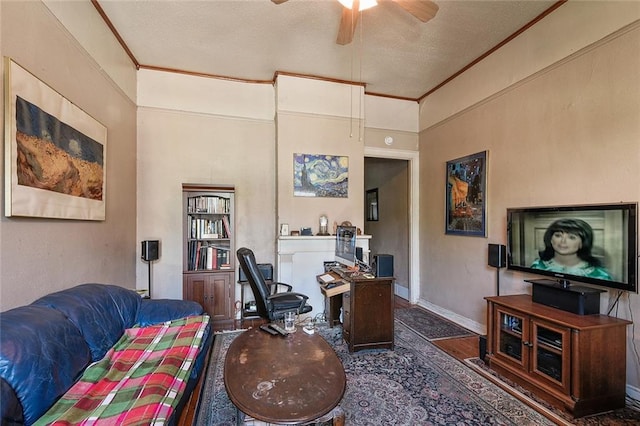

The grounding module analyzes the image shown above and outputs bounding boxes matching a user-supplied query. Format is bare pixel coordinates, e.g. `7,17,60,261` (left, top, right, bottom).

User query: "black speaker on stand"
141,240,160,298
487,243,506,295
481,243,506,362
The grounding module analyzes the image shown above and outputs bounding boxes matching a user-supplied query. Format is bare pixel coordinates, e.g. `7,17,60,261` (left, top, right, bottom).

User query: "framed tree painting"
445,150,487,236
4,58,107,220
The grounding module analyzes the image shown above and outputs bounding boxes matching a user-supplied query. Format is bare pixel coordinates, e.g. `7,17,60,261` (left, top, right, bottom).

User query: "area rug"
394,306,475,341
195,322,555,425
465,357,640,425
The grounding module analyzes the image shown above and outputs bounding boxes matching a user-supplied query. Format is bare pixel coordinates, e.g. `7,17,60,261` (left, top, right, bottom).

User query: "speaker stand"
494,266,501,296
145,260,153,299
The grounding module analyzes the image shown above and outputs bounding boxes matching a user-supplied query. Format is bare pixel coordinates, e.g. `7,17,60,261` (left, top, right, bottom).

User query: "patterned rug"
465,357,640,425
195,322,555,425
394,307,475,340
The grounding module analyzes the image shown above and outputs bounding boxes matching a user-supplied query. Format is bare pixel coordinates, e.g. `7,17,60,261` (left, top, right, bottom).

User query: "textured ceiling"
97,0,559,100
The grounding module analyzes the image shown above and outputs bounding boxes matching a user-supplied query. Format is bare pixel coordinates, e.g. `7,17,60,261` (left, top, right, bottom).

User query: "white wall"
0,1,138,310
419,5,640,390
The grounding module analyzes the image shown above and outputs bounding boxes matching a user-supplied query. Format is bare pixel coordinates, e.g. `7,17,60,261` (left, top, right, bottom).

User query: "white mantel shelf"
277,235,371,319
278,235,371,241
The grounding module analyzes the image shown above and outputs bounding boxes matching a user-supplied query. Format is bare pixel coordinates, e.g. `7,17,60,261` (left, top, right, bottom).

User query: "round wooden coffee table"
224,326,346,424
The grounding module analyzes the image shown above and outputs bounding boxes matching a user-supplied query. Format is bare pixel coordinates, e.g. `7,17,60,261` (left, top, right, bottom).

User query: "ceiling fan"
271,0,439,45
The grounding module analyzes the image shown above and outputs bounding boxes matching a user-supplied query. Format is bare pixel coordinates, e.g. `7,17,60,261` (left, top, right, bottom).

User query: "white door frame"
364,147,419,304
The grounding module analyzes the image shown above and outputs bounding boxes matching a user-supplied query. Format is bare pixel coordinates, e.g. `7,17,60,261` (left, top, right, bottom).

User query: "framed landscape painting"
4,58,107,220
445,150,487,236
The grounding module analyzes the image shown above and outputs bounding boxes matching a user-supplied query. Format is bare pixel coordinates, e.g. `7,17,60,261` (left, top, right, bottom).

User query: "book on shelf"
222,215,231,238
189,216,228,239
201,233,220,239
206,247,214,269
187,195,231,214
187,240,232,271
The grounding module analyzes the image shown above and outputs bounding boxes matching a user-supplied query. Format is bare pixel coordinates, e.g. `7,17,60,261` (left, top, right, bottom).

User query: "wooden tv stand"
485,294,631,417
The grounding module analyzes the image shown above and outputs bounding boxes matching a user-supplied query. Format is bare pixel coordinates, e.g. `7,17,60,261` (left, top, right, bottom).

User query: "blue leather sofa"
0,283,213,425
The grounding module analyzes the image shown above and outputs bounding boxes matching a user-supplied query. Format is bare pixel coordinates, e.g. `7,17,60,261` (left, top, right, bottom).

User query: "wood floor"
394,296,481,361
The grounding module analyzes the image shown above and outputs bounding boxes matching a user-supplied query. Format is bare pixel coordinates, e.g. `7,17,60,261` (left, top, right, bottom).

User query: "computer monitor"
335,225,357,267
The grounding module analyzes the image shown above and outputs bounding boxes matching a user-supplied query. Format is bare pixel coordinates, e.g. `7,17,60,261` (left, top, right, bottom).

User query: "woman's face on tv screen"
550,231,582,255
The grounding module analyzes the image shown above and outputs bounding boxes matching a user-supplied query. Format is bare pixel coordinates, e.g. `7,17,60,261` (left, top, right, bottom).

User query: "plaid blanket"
34,315,209,426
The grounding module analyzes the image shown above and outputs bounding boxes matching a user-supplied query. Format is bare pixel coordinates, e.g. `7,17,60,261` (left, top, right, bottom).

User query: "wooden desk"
318,270,395,352
342,276,394,352
317,271,348,327
224,327,346,424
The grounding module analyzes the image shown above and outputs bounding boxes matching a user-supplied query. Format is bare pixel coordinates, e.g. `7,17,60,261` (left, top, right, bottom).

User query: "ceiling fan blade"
271,0,288,4
336,7,359,45
392,0,439,23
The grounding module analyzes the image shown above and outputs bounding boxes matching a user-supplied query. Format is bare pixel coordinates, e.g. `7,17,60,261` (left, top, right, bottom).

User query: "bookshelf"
182,184,235,331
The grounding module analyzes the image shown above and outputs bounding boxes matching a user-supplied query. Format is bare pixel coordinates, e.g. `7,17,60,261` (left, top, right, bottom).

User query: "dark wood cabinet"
486,294,631,417
342,277,394,352
182,184,235,331
183,272,234,330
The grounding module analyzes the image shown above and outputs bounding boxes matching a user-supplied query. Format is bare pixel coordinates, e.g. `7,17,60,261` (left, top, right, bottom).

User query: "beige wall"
276,112,365,233
0,1,138,310
136,70,276,301
136,108,277,300
276,76,366,234
419,18,640,389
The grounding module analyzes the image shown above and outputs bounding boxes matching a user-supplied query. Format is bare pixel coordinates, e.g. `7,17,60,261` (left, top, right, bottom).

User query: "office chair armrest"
268,292,309,312
267,282,293,294
268,292,308,301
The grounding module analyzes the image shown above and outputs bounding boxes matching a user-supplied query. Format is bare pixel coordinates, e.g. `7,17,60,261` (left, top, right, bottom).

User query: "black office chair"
237,247,312,321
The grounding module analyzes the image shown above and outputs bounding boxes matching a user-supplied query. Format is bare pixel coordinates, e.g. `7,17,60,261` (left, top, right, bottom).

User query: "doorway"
364,147,419,303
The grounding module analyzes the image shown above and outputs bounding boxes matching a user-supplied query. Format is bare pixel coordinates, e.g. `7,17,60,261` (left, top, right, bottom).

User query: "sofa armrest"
1,378,24,425
136,299,205,326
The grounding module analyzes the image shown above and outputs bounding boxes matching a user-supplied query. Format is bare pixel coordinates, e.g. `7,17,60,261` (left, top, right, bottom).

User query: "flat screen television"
335,225,357,268
507,203,637,293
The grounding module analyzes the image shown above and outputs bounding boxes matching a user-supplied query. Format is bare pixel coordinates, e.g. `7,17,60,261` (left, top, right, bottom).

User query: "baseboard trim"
415,298,485,335
627,384,640,403
394,283,409,300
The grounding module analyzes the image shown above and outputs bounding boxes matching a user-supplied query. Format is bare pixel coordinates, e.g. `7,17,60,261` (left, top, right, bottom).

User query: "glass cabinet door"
532,320,570,392
495,307,528,369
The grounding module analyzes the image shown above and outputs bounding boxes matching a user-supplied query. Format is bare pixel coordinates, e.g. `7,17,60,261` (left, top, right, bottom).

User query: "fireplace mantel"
277,235,371,318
